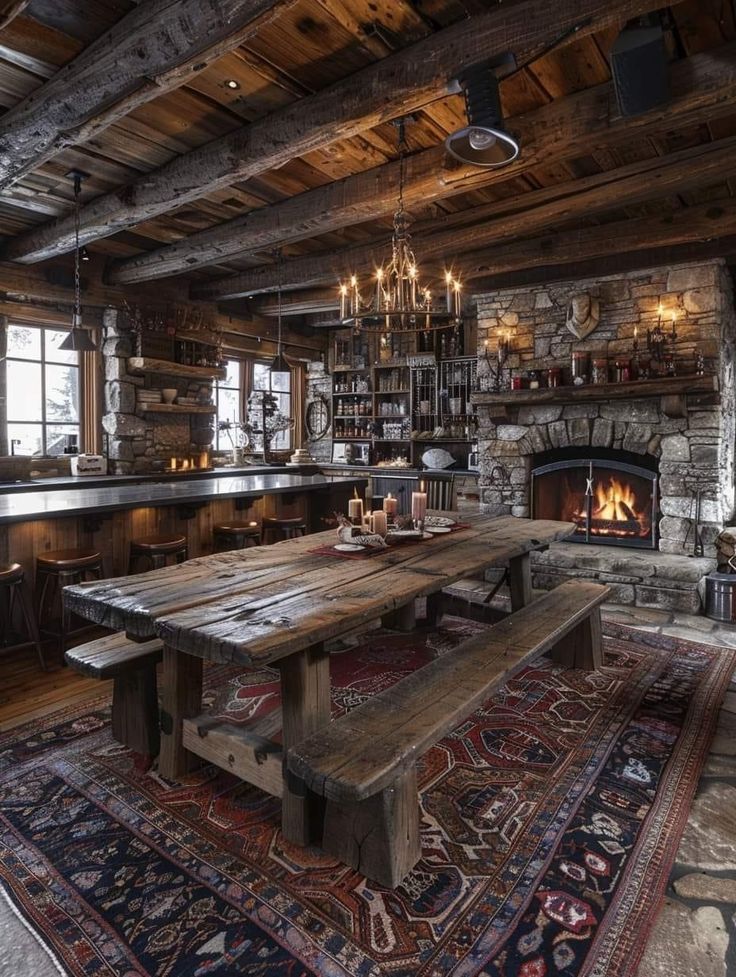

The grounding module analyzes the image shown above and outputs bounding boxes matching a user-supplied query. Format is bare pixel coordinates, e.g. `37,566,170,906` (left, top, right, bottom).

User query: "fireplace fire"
532,453,658,549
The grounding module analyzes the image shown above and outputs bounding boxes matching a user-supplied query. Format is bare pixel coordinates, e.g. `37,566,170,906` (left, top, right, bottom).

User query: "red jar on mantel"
615,358,632,382
511,374,523,390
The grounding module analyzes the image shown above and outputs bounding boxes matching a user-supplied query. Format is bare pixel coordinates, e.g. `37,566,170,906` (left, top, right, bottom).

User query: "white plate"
425,525,452,534
425,515,456,528
334,542,365,552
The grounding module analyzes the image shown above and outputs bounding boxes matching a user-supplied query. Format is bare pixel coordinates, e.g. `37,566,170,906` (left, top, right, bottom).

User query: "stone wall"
101,309,215,474
305,365,333,463
473,260,736,557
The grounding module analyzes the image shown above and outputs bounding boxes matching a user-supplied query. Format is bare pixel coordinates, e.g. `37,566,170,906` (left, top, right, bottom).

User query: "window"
6,324,80,457
252,361,292,451
214,359,241,451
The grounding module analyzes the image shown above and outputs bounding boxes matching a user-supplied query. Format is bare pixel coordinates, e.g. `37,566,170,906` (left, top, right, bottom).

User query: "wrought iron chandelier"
337,119,463,335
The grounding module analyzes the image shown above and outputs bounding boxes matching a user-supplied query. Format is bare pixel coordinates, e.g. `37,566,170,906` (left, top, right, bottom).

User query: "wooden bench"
287,579,609,888
65,632,164,757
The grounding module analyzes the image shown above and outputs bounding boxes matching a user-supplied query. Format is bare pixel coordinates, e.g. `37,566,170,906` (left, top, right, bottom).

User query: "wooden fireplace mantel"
471,374,718,419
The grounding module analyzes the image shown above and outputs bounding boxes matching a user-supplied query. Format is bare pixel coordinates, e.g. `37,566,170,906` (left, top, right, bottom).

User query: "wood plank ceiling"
0,0,734,327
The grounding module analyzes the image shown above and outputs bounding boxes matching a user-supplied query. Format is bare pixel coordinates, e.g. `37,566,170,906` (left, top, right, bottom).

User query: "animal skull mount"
565,292,601,340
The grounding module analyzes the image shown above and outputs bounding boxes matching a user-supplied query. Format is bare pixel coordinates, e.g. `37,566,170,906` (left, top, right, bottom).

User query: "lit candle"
350,274,359,315
409,265,417,307
339,283,348,319
371,509,388,536
411,481,427,526
348,487,364,525
453,279,462,318
445,270,453,313
170,457,176,471
383,492,398,519
199,450,209,469
375,267,384,308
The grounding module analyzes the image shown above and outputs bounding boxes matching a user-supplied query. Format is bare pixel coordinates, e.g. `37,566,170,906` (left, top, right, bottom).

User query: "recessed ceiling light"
224,79,240,90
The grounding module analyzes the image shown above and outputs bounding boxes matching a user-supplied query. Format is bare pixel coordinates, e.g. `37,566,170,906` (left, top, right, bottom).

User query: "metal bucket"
705,572,736,622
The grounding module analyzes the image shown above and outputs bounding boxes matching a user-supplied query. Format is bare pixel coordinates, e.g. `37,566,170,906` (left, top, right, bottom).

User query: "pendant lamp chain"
73,173,82,325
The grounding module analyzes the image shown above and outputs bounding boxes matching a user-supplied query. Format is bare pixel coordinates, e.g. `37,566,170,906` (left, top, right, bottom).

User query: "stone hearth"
473,260,736,561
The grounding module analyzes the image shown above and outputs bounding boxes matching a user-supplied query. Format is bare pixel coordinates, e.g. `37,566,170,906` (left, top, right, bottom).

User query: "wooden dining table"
64,513,573,846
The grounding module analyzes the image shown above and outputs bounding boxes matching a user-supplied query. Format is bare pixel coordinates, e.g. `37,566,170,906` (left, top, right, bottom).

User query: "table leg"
279,642,331,846
158,644,203,780
508,552,532,611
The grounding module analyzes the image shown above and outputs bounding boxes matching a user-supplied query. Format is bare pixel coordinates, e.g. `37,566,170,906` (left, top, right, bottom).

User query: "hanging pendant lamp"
59,170,97,352
269,249,290,378
445,56,519,168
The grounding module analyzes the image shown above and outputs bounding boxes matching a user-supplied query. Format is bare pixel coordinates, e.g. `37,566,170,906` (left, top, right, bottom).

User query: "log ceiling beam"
3,0,675,265
189,133,736,300
0,0,298,192
179,41,736,298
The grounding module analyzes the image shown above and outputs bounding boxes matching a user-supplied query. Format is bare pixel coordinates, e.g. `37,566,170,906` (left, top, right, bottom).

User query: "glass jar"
528,370,540,390
615,358,631,382
592,358,608,384
571,351,589,384
511,374,523,390
546,367,562,388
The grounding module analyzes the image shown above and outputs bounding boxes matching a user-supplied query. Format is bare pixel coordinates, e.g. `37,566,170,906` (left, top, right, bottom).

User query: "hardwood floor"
0,633,111,732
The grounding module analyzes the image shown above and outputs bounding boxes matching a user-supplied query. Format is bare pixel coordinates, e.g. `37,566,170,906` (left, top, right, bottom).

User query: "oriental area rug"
0,618,732,977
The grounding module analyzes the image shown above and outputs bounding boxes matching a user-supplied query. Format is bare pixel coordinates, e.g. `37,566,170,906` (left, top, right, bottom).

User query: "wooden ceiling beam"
0,0,298,191
3,0,673,264
189,132,736,299
112,40,736,288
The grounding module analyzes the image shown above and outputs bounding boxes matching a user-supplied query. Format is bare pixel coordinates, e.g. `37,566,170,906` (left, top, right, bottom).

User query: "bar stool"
128,534,188,573
0,563,46,670
35,548,104,654
262,515,307,543
213,522,262,552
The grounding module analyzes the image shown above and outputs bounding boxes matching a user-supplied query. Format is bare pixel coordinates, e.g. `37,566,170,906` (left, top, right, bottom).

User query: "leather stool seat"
128,534,188,572
1,562,45,670
37,548,102,571
262,515,307,542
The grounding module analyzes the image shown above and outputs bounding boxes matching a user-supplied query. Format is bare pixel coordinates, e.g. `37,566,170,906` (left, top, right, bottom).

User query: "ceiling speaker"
445,60,519,169
610,24,670,117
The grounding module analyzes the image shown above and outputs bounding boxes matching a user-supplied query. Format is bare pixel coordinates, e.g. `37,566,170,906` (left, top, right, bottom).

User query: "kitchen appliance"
70,454,107,476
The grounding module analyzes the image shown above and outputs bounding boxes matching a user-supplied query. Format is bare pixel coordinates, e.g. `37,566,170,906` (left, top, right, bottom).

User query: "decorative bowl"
161,388,177,404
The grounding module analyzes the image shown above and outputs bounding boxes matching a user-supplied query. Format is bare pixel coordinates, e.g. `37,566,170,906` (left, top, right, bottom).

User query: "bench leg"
322,766,421,889
159,646,203,779
382,600,416,632
425,591,443,627
111,663,160,757
508,552,532,611
279,643,331,847
550,608,603,670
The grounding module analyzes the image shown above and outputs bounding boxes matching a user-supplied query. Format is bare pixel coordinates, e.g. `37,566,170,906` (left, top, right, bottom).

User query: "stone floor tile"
710,714,736,757
676,783,736,871
636,899,729,977
673,872,736,904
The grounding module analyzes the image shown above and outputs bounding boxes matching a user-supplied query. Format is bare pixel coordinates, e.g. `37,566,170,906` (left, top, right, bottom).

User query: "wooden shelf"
128,356,227,380
139,403,217,415
471,373,718,409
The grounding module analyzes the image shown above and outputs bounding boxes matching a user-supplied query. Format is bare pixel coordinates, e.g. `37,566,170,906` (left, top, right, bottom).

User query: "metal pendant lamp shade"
445,63,519,168
59,170,97,353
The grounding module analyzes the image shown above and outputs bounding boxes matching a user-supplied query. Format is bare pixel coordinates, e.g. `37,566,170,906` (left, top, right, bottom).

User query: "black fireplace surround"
531,448,659,549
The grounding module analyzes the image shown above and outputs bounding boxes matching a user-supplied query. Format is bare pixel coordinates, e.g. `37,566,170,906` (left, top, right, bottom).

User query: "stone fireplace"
471,260,736,612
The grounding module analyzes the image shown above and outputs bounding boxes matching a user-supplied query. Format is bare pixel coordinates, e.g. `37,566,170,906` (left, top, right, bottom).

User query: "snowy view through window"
5,324,80,456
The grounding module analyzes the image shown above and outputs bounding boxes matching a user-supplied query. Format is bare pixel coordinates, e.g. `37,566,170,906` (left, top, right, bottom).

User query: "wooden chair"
424,474,455,511
288,579,609,888
65,632,164,757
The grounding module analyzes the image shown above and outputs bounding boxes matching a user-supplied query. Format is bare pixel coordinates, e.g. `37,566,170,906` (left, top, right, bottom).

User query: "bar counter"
0,473,367,578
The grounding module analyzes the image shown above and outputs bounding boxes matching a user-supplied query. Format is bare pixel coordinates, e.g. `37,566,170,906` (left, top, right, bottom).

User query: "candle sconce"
647,304,678,375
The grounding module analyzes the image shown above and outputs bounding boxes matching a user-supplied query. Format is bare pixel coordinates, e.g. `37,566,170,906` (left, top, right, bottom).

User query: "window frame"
5,321,82,458
213,358,245,452
251,358,293,452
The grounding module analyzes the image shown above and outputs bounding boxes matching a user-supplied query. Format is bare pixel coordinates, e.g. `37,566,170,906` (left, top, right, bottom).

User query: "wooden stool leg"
58,570,78,654
508,552,532,611
175,548,188,564
111,663,160,756
323,766,421,888
279,643,331,846
549,608,603,670
15,579,45,671
151,553,166,570
159,645,203,779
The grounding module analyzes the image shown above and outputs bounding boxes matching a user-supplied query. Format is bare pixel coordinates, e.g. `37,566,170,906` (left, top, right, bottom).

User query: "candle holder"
647,305,678,375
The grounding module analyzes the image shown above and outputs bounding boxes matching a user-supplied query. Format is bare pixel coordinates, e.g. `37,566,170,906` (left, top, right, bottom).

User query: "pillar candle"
170,457,177,471
411,486,427,524
371,510,388,536
383,493,398,519
348,495,364,525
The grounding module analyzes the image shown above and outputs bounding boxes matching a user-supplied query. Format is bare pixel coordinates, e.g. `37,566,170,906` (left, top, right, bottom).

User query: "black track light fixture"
445,54,519,169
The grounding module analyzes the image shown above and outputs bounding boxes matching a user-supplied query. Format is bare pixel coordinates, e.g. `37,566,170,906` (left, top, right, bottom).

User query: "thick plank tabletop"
65,515,574,663
0,472,366,525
